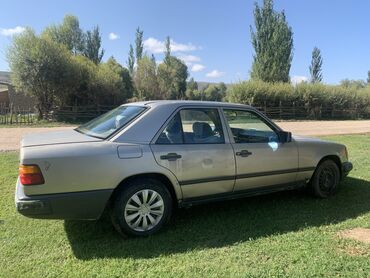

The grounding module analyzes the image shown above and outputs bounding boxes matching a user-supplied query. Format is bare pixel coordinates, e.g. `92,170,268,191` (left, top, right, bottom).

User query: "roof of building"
0,71,11,85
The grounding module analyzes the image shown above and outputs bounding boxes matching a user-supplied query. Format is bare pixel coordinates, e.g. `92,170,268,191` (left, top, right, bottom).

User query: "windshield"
76,105,147,139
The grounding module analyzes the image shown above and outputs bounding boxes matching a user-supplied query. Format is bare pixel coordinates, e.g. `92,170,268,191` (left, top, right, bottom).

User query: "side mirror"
278,131,292,143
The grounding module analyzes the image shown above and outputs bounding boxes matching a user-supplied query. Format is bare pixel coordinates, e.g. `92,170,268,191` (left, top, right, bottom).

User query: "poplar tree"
309,47,323,83
250,0,294,83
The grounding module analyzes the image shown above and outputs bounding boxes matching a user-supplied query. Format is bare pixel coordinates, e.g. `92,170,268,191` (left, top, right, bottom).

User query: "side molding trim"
179,167,315,186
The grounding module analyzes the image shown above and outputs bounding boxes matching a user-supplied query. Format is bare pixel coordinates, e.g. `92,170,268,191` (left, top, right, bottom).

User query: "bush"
227,81,370,119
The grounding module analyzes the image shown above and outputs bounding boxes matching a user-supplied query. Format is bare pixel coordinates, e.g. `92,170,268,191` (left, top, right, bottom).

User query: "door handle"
236,150,252,157
160,153,182,161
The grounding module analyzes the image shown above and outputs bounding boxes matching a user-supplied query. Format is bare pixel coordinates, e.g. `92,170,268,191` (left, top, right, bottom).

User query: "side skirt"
179,180,307,208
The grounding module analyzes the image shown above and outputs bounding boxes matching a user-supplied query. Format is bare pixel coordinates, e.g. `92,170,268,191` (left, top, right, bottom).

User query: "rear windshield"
76,106,146,139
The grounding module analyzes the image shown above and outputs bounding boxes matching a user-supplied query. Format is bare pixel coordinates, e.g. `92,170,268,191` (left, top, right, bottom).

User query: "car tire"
111,178,172,237
310,159,340,198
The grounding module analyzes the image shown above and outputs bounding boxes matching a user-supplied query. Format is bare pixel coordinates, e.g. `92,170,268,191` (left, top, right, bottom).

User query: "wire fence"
0,103,36,125
255,102,370,120
48,104,117,122
0,102,369,125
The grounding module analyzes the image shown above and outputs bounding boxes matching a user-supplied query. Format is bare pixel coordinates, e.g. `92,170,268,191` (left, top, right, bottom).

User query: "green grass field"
1,134,369,277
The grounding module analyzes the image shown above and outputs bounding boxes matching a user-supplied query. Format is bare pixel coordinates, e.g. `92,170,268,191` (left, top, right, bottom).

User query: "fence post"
9,103,13,124
279,101,282,119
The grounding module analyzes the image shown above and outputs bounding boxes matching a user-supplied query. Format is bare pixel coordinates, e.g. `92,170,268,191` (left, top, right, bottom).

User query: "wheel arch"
108,172,181,208
315,154,342,178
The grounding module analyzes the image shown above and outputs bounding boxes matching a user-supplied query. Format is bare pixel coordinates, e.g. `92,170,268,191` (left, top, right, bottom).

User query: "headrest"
193,122,213,138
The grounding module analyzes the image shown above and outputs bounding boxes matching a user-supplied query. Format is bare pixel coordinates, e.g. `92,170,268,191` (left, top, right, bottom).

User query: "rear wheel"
111,178,172,237
310,160,340,198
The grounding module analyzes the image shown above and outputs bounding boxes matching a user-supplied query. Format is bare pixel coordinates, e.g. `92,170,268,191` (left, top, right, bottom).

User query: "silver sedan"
15,101,353,236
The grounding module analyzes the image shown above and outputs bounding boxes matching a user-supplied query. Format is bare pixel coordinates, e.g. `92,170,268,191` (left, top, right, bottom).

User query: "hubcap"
318,167,336,193
124,189,164,232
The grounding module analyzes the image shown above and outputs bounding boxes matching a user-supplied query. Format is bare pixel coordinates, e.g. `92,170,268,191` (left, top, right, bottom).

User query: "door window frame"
151,106,231,145
221,108,283,144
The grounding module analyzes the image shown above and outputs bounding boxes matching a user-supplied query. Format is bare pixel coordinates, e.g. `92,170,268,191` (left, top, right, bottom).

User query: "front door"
222,109,298,192
151,107,235,199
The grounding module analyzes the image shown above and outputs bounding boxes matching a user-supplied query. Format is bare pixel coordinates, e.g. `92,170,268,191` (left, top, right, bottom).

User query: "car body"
15,101,353,236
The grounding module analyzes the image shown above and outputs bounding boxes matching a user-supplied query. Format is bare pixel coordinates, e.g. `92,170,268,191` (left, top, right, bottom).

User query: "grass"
0,134,369,277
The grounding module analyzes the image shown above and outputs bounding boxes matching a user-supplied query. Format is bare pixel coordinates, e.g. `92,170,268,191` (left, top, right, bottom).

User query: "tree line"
7,1,369,120
7,16,227,119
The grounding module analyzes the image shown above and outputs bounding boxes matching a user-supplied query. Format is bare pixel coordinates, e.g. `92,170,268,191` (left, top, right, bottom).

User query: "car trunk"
21,129,102,148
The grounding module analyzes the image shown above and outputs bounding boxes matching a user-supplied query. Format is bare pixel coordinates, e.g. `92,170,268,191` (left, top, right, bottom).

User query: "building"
0,71,35,109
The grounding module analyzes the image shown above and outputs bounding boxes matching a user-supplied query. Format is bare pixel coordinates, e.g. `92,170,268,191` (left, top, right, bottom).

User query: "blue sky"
1,0,369,84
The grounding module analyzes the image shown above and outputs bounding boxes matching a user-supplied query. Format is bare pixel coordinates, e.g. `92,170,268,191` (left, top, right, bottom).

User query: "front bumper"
15,179,113,220
342,161,353,177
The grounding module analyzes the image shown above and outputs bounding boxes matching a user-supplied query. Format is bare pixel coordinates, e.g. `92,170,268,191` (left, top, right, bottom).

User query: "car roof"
124,100,253,109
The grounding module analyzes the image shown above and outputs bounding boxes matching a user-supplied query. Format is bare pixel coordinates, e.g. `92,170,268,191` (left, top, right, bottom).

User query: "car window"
76,105,146,139
156,108,224,144
223,109,278,143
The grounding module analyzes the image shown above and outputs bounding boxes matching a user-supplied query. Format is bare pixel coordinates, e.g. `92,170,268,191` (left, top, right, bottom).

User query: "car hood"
292,134,344,147
292,135,325,142
21,129,102,148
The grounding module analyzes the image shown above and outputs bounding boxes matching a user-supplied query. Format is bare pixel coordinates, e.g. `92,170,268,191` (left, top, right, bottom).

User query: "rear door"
150,107,235,199
222,108,298,192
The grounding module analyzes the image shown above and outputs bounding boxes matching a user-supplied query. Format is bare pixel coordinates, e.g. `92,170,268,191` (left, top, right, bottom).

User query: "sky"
0,0,370,84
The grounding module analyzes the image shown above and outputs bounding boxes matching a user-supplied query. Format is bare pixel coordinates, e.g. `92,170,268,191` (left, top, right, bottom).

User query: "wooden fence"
48,105,117,122
255,101,369,120
0,102,369,125
0,103,35,125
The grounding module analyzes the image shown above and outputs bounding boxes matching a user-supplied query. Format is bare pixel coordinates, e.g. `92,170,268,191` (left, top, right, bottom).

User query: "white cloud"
206,70,225,78
191,64,205,72
178,54,201,64
291,75,308,85
0,26,25,36
108,32,119,40
144,37,199,54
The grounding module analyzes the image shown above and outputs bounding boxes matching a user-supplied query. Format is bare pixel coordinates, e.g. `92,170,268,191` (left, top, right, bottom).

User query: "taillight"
19,165,45,185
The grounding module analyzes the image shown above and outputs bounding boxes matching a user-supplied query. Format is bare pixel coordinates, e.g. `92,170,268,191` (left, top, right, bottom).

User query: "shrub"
227,81,370,119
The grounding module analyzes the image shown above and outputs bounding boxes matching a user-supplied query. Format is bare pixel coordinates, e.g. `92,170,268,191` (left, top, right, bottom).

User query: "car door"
150,107,235,199
222,108,298,192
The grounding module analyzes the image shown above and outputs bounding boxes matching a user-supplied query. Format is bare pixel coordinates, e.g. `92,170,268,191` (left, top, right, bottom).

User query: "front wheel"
310,160,340,198
111,178,172,237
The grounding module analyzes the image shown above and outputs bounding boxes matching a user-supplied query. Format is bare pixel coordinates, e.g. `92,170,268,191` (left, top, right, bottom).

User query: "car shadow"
65,177,370,260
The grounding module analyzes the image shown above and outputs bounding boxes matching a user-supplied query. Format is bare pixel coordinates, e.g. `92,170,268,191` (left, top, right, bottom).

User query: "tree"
157,56,188,99
309,47,323,83
127,44,135,75
185,78,198,100
218,82,228,100
250,0,293,83
134,56,159,100
340,79,366,89
157,37,188,99
367,71,370,84
42,15,85,55
135,27,144,61
164,36,171,62
8,29,77,118
105,57,134,102
83,26,104,64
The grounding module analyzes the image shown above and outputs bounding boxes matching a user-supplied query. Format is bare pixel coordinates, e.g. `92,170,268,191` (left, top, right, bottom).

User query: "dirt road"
0,120,369,151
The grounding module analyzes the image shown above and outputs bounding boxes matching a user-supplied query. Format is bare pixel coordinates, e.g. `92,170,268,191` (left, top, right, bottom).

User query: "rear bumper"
15,179,113,220
342,161,353,177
